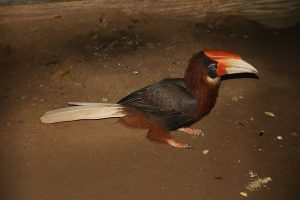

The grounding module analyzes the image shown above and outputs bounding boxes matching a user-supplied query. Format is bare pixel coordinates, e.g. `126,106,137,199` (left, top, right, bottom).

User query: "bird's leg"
147,126,192,149
177,127,203,136
120,111,192,149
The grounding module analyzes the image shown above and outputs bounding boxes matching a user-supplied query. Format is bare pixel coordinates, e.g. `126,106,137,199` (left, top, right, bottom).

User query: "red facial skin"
204,50,242,76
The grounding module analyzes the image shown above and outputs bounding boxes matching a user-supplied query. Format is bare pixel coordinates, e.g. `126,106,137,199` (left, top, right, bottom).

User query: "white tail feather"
40,103,126,123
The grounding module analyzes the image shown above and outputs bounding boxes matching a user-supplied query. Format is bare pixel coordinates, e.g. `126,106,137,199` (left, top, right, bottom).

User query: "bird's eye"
208,63,217,78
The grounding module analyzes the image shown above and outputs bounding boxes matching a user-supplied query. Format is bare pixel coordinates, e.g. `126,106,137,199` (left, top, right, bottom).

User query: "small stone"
240,192,248,197
202,149,209,155
276,136,283,140
259,130,264,136
250,117,254,121
132,70,139,74
264,111,275,117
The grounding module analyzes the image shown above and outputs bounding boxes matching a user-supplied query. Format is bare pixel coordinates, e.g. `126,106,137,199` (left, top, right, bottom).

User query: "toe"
185,144,193,149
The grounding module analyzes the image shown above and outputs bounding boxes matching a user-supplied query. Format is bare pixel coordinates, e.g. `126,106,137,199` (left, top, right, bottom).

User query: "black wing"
118,78,198,130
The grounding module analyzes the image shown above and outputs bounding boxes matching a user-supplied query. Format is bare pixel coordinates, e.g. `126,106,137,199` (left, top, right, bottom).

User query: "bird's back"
118,78,198,130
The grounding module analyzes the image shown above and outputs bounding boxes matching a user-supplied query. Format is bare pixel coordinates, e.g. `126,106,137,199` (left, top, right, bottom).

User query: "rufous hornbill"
40,50,258,149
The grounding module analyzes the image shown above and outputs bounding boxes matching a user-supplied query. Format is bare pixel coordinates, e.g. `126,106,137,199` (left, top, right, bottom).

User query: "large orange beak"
204,50,258,76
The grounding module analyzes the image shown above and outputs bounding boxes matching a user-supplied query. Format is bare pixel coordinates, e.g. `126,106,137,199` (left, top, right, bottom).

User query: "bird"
40,50,258,149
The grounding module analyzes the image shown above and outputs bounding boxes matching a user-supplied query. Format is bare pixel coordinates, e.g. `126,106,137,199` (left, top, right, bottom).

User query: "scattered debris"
240,192,248,197
232,96,238,101
259,130,264,136
202,149,209,155
89,30,144,58
237,121,246,127
276,135,283,140
245,170,272,192
60,70,71,79
264,111,275,117
98,16,109,28
172,60,181,65
214,176,224,180
232,96,244,101
246,177,272,191
249,170,258,178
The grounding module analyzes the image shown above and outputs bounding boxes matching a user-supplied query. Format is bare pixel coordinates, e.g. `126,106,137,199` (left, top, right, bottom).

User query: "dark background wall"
0,0,299,28
0,0,73,5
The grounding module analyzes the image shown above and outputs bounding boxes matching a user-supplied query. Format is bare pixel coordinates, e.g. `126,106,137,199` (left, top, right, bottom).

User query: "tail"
40,102,126,123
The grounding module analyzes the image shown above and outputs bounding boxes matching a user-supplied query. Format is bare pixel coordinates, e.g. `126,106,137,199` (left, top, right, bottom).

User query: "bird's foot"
166,139,193,149
178,127,203,136
146,126,193,149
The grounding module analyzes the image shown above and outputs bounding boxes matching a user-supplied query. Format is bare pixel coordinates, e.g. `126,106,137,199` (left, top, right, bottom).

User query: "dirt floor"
0,8,299,200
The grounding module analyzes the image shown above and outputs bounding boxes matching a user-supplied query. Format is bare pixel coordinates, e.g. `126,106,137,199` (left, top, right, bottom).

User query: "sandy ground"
0,9,299,200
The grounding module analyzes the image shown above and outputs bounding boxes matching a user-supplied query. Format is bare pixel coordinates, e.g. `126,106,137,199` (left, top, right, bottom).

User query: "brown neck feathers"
184,58,220,119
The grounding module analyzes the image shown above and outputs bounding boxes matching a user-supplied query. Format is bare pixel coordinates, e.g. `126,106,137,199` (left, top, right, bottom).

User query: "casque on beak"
204,50,259,76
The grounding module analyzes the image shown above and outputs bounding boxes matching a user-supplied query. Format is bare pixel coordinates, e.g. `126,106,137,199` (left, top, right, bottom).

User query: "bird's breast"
192,82,220,120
